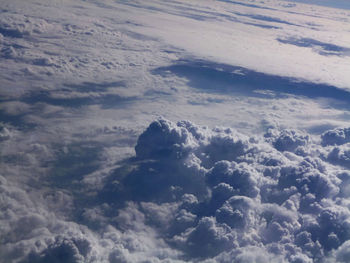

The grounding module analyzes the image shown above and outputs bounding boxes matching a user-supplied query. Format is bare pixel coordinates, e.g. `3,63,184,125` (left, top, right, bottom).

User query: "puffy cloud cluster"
3,119,350,262
0,12,52,38
321,128,350,146
110,119,350,262
0,174,102,263
321,127,350,170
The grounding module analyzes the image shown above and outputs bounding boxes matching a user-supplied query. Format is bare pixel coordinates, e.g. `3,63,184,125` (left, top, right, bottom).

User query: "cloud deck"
1,0,350,262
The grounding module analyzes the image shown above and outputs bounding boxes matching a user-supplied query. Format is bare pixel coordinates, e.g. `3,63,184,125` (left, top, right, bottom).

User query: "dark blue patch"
277,37,350,56
0,110,35,129
0,27,26,38
235,12,297,26
20,90,136,109
64,81,124,92
244,22,280,29
218,0,276,10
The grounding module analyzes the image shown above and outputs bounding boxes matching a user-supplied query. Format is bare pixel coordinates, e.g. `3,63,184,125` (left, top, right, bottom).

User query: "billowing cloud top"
3,118,350,262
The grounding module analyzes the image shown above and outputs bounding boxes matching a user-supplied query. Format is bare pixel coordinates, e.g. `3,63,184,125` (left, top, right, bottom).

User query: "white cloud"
2,113,350,262
84,119,350,262
1,0,350,262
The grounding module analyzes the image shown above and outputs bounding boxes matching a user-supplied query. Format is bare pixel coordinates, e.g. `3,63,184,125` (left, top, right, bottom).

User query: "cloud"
23,236,92,263
0,174,101,263
326,144,350,168
89,119,350,262
207,161,259,198
2,0,350,261
321,127,350,146
267,129,310,153
173,216,237,258
2,114,350,262
329,240,350,262
0,125,12,141
135,119,198,160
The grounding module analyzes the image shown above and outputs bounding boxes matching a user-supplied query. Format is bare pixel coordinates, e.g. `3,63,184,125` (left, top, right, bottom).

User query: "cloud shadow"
0,26,27,38
234,12,297,26
218,0,276,10
152,59,350,109
277,37,350,56
20,81,136,109
20,91,136,109
63,81,125,92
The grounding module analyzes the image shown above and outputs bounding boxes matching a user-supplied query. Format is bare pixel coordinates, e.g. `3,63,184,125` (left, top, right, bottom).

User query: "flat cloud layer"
1,0,350,262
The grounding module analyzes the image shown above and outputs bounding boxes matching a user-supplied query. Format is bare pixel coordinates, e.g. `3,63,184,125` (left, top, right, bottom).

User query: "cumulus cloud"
326,144,350,168
0,174,103,263
321,127,350,146
266,129,310,153
3,117,350,262
90,119,350,262
23,236,92,263
328,240,350,263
